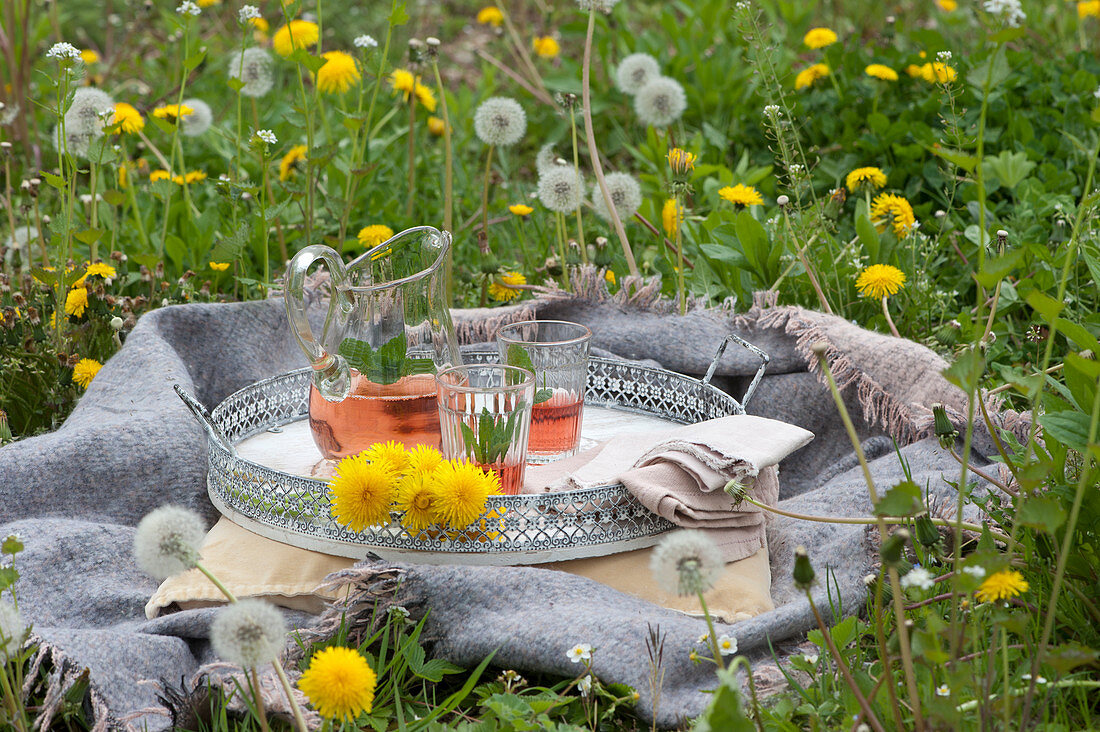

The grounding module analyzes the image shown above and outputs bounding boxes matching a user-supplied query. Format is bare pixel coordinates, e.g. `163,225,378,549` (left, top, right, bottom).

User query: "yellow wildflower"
279,145,308,181
389,69,416,98
509,204,534,217
845,166,888,193
477,6,504,26
975,569,1028,603
604,270,616,285
82,262,117,281
406,445,444,475
80,49,100,65
364,440,412,474
197,0,219,6
532,36,560,58
298,647,376,722
357,225,394,248
718,184,764,207
414,81,437,112
249,16,270,33
395,472,439,533
272,20,319,57
803,27,838,49
329,454,399,531
118,164,129,189
152,104,193,122
65,287,89,317
865,64,899,81
935,0,958,10
150,169,171,183
430,460,499,529
210,262,231,271
906,64,924,77
920,62,957,84
794,63,830,90
72,358,103,389
870,192,916,237
428,116,446,136
489,271,526,302
172,170,207,185
855,264,906,299
667,147,696,175
111,103,144,135
316,51,361,94
661,198,683,238
1079,1,1100,17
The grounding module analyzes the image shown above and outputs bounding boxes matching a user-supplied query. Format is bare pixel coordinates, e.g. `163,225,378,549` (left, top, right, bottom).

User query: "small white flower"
255,129,277,145
389,605,411,621
46,42,82,60
900,566,934,591
576,0,619,13
803,653,818,665
567,643,592,663
962,565,986,580
717,634,737,656
763,104,782,119
982,0,1025,26
937,51,952,62
1036,676,1047,685
936,684,950,697
354,35,378,49
1021,673,1031,680
238,5,261,22
697,633,709,644
176,1,201,16
736,0,750,9
578,674,593,696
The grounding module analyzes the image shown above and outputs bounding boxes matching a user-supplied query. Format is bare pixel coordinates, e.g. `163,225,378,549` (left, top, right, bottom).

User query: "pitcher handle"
284,244,353,402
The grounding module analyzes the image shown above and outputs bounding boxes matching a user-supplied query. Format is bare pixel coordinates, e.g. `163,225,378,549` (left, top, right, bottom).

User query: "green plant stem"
87,161,98,260
196,561,238,603
880,296,900,337
0,661,29,732
250,667,271,732
728,656,765,732
479,144,494,256
872,571,905,729
555,211,569,290
405,96,416,219
568,104,587,264
695,592,725,672
674,193,686,315
430,58,453,236
816,351,925,732
806,590,884,732
259,152,270,293
581,7,638,279
271,659,309,732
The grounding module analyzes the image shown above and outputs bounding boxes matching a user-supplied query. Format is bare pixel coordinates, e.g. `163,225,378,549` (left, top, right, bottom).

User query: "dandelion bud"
777,194,789,206
426,37,440,47
792,546,815,590
879,529,909,565
863,573,877,587
810,340,827,359
210,599,286,668
935,209,946,218
932,403,958,448
1080,349,1094,360
595,236,608,249
110,316,124,331
914,513,942,551
0,142,10,157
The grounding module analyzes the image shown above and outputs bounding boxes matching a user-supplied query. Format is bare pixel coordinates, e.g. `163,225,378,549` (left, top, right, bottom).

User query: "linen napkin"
524,415,814,561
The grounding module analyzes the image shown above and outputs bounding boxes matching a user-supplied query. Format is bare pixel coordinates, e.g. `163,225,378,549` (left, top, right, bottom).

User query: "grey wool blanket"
0,276,1022,730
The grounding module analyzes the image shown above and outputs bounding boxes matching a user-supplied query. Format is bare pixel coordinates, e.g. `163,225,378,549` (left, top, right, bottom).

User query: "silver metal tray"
181,336,768,565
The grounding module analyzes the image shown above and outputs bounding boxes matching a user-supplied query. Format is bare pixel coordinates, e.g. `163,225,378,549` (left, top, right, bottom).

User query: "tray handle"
173,384,238,457
702,334,769,413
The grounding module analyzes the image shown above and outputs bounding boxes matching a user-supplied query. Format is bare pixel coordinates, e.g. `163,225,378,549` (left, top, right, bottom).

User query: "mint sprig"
505,344,553,404
338,332,437,385
460,404,525,465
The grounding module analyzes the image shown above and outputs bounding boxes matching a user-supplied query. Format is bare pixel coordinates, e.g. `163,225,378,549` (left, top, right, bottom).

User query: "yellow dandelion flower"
152,104,193,122
298,646,376,722
795,63,830,90
803,27,838,50
865,64,898,82
662,198,683,238
718,184,764,207
428,116,446,136
532,36,560,58
329,454,399,531
279,145,308,181
80,49,100,65
870,192,916,237
316,51,361,94
197,0,219,6
414,81,437,112
407,444,444,475
272,20,319,57
249,16,270,33
477,6,504,26
1079,1,1100,17
150,169,171,183
430,460,498,529
667,147,696,175
906,64,924,77
920,62,957,84
65,287,89,317
855,264,906,299
364,440,412,474
210,261,231,271
935,0,958,10
509,203,533,217
83,262,117,281
357,225,394,248
173,170,207,185
489,271,526,302
111,103,144,135
845,167,888,193
389,69,416,98
395,471,440,533
604,270,616,285
72,358,103,389
118,163,130,189
976,570,1028,603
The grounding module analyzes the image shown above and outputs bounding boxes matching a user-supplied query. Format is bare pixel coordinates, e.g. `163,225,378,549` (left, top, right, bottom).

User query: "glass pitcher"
284,226,461,460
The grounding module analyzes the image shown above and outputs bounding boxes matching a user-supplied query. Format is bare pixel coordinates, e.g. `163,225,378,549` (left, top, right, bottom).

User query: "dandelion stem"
405,95,416,219
581,7,639,280
479,144,494,256
271,658,309,732
695,592,725,672
568,104,587,264
881,296,900,337
430,58,453,236
195,562,238,603
249,667,271,732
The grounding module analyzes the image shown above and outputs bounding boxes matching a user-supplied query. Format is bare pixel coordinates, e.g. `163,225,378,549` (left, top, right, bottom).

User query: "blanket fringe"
22,634,115,731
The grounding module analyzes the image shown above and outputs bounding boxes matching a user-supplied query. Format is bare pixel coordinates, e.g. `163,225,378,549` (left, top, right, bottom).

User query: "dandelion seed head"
634,76,687,128
210,598,286,668
180,98,212,136
5,225,37,250
228,47,274,98
536,143,564,175
133,505,206,580
650,530,724,596
474,96,527,147
65,87,115,138
615,53,660,95
591,172,642,222
537,166,583,213
52,124,94,159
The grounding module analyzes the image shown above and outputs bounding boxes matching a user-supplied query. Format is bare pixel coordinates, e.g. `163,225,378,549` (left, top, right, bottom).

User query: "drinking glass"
436,365,535,495
495,320,591,463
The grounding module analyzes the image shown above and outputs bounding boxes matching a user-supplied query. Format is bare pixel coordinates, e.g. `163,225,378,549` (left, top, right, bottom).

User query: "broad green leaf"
184,49,207,71
338,336,376,375
1016,496,1067,534
856,213,880,262
735,210,768,274
1055,318,1100,353
930,146,978,173
1,534,23,554
1038,410,1092,451
73,228,104,246
943,347,985,393
875,480,923,517
41,171,66,189
1026,290,1066,324
694,667,756,732
974,247,1024,289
